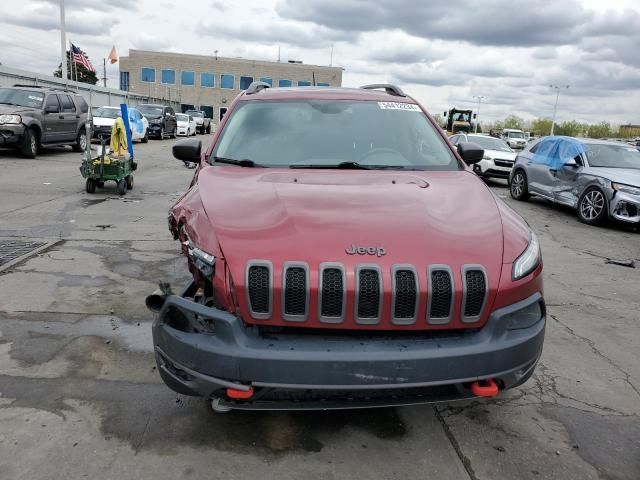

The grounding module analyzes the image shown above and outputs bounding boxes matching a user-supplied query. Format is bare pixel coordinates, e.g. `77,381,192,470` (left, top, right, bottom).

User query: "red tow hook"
226,386,254,400
470,378,499,397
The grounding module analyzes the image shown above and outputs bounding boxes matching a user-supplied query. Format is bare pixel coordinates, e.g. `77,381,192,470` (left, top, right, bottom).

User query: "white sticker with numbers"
378,102,421,111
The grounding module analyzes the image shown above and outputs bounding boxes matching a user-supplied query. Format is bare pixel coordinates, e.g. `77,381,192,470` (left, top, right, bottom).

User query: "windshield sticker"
378,102,421,112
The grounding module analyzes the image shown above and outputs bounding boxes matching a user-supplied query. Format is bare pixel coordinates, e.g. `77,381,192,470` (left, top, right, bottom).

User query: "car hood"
485,149,517,160
196,167,507,288
93,116,116,127
584,167,640,187
0,104,37,115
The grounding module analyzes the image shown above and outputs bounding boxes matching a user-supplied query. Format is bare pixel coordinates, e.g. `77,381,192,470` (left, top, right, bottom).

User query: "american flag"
71,43,96,72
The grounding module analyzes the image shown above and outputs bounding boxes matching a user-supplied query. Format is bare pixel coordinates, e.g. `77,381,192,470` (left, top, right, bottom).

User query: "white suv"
501,129,527,149
450,133,516,179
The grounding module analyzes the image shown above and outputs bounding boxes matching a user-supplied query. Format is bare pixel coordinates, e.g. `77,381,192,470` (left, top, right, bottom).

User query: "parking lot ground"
0,142,638,480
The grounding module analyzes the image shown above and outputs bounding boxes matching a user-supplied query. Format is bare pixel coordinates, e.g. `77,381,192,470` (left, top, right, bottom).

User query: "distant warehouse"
119,49,344,123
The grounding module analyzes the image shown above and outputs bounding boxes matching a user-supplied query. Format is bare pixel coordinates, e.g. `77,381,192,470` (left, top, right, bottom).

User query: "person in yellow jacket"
110,112,128,157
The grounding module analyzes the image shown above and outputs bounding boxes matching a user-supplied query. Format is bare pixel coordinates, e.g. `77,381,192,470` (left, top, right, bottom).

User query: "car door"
524,137,558,199
42,94,65,143
164,107,176,134
58,94,79,141
552,140,585,207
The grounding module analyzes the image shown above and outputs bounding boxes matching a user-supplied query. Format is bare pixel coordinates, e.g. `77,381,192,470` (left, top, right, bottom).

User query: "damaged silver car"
509,136,640,227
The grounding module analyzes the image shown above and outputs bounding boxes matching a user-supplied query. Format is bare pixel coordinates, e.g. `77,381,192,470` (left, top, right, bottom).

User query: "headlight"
512,232,541,280
183,240,215,277
612,182,640,196
0,114,21,124
504,301,543,330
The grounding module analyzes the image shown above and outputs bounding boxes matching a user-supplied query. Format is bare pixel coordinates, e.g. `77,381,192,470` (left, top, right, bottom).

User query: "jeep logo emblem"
346,244,386,257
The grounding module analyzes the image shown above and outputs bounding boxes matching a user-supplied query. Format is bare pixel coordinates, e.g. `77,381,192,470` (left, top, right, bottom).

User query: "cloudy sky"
2,0,639,124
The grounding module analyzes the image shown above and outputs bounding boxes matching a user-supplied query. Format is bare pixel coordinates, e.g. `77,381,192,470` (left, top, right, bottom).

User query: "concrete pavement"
0,139,638,480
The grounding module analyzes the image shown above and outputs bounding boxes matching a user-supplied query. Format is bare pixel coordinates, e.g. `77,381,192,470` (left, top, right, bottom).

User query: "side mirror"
564,158,579,167
443,111,447,117
457,142,484,165
173,138,201,163
45,105,59,113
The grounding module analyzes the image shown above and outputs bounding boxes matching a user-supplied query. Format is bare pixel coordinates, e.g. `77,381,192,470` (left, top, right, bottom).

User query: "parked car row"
92,106,149,143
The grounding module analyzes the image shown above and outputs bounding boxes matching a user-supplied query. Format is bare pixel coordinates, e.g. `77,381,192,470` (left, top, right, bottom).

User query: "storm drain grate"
0,239,53,271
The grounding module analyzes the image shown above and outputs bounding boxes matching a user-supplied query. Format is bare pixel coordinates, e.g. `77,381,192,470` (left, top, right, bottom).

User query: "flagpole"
60,0,67,82
103,58,107,88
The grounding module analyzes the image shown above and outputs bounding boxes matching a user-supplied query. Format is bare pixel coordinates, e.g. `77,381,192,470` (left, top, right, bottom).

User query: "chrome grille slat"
461,265,488,323
282,262,309,322
427,265,454,324
391,265,418,325
355,265,382,324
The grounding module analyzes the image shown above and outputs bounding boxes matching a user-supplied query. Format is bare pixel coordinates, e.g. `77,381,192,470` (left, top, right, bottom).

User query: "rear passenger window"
59,95,76,113
75,96,89,113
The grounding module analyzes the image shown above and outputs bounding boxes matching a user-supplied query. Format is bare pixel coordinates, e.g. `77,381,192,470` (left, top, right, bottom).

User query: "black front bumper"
0,124,26,147
152,285,545,410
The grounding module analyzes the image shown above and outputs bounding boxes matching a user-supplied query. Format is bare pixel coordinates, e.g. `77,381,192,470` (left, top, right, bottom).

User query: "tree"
555,120,584,137
54,51,98,85
531,118,553,136
587,121,612,139
503,115,524,130
432,113,445,128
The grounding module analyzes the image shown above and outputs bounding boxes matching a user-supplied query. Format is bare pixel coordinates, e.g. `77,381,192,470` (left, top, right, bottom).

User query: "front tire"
73,128,87,152
577,187,608,225
141,130,149,143
20,127,39,158
510,170,530,201
158,127,164,140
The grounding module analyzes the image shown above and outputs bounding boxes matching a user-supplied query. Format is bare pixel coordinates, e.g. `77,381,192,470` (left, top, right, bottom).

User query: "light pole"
549,85,569,136
473,95,487,133
59,0,67,82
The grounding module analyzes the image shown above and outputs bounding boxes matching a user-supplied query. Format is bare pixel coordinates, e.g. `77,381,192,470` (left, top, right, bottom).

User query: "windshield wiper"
0,102,18,106
291,161,371,170
212,156,257,167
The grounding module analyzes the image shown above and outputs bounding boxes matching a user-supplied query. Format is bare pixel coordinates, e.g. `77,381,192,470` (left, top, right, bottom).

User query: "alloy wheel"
580,190,605,220
512,173,524,197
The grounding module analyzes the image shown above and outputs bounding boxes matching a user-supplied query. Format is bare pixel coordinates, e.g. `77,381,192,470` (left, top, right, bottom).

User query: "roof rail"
360,84,406,97
13,84,45,89
12,84,77,94
245,81,271,95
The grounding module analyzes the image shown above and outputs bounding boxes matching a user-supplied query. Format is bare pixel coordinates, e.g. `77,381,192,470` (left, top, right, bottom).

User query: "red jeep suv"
148,83,545,411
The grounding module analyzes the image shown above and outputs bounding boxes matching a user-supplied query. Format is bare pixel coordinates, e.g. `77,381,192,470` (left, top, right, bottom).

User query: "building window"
279,79,292,87
260,77,272,86
298,80,312,87
161,69,175,84
201,72,215,88
120,71,130,91
221,74,234,89
240,76,254,90
181,71,195,86
317,82,330,87
141,67,155,82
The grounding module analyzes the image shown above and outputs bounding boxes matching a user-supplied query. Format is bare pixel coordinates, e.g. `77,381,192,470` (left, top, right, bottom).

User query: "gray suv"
0,85,89,158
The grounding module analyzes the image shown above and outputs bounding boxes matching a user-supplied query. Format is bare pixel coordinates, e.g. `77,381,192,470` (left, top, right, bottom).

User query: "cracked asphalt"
0,139,638,480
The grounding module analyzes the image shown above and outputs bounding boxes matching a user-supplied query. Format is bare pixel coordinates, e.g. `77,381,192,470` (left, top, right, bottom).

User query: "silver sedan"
509,137,640,226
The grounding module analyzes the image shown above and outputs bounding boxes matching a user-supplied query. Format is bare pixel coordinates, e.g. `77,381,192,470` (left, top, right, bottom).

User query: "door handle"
59,115,65,119
76,115,80,119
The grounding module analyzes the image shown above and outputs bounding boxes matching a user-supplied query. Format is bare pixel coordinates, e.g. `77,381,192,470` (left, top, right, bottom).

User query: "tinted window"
259,77,273,86
201,72,215,88
138,105,163,116
59,95,76,112
317,82,330,87
467,136,512,152
141,67,155,82
161,69,175,84
240,76,253,90
298,80,312,87
279,79,292,87
44,95,60,111
214,100,457,170
221,74,234,89
75,96,89,113
181,71,195,86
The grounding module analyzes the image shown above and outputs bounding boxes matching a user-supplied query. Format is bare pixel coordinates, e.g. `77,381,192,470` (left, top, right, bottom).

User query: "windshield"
0,88,44,108
468,136,512,152
213,100,457,170
585,143,640,169
138,105,163,116
507,131,525,138
93,107,119,119
186,110,203,117
176,114,189,121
